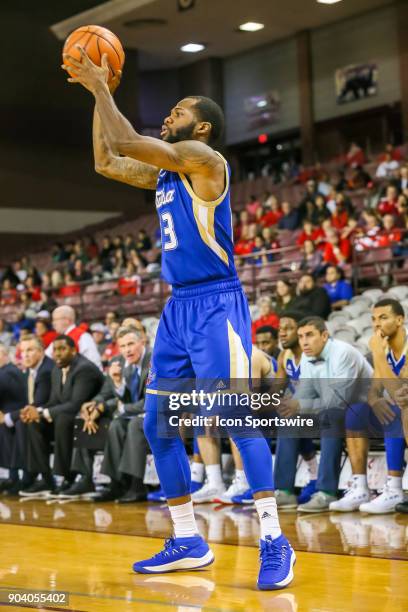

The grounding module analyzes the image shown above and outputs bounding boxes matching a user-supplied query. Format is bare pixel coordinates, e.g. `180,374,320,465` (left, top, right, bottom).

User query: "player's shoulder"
173,140,224,169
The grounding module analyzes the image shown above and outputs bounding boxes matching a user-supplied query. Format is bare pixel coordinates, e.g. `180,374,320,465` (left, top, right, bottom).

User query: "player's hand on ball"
109,70,122,94
62,47,109,93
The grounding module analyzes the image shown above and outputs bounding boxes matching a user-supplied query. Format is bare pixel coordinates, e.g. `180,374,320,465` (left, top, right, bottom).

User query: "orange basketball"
63,25,125,82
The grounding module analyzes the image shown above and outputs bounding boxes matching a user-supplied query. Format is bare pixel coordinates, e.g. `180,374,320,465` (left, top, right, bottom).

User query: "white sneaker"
214,479,247,504
329,485,370,512
191,481,226,504
359,484,403,514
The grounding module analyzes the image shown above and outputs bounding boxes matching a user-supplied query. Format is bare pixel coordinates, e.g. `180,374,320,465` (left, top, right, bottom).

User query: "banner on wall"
244,91,281,129
335,62,378,105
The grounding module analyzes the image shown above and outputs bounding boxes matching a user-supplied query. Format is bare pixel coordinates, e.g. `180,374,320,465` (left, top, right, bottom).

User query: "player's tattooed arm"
93,108,158,189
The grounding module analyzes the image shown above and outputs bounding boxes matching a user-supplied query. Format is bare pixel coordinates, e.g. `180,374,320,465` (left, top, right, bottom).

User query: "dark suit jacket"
45,354,104,419
0,363,26,414
95,350,151,418
10,356,54,424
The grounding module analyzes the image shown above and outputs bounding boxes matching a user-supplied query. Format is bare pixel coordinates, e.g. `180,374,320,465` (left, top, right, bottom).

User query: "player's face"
161,99,198,143
372,306,404,339
118,333,144,365
255,332,276,355
298,325,328,357
279,318,299,349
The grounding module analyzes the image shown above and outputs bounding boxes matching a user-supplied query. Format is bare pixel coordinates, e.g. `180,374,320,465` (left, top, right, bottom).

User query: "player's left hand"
62,47,109,94
277,399,299,418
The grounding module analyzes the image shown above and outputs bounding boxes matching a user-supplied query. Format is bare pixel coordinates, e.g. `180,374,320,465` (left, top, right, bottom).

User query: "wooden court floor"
1,498,408,611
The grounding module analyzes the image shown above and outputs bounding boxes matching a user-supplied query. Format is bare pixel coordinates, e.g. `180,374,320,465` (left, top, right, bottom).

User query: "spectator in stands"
396,194,408,223
112,248,126,276
291,274,331,319
72,259,92,283
0,345,27,495
376,152,399,179
1,265,19,287
341,215,361,243
397,165,408,192
102,321,120,366
345,142,365,168
323,265,353,310
24,276,41,302
100,236,114,271
312,194,331,226
245,195,261,219
322,228,351,266
46,305,102,369
354,210,382,251
255,325,280,360
90,323,108,357
377,185,399,217
260,196,283,227
128,250,147,275
22,335,104,496
80,326,152,502
13,260,27,284
379,214,402,245
274,279,296,317
296,220,323,247
348,165,371,190
300,199,317,224
300,240,323,275
0,319,12,346
50,269,63,289
250,236,273,266
52,242,69,263
317,171,331,197
39,289,57,314
1,279,18,305
278,201,299,231
136,229,152,253
124,233,137,255
251,296,279,342
72,239,89,264
35,312,57,349
105,310,120,328
85,236,99,261
59,273,80,297
331,195,350,231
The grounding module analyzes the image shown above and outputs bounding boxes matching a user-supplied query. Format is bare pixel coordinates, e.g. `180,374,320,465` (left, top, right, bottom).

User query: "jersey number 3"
161,212,178,251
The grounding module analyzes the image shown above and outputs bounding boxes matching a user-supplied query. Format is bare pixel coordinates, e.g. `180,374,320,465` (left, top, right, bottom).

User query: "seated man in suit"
0,343,27,494
22,335,104,496
1,335,54,496
74,325,151,502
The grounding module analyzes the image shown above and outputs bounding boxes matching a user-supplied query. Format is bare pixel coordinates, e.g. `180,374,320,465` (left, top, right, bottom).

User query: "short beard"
163,121,196,143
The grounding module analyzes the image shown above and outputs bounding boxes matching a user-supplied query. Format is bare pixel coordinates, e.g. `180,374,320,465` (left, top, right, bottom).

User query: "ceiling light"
180,43,205,53
317,0,343,4
238,22,264,32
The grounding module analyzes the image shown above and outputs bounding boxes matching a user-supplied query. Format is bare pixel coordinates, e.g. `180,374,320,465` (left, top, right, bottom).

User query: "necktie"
27,370,35,404
130,366,140,402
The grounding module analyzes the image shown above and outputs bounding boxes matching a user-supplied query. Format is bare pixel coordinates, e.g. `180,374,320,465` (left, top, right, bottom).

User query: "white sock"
191,461,205,483
206,464,224,488
235,469,248,487
169,501,198,539
352,474,368,489
387,475,402,490
255,497,282,540
305,456,318,480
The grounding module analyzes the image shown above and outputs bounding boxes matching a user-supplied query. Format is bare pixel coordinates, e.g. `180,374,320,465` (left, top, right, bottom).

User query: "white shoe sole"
136,549,215,573
297,506,330,513
359,506,398,514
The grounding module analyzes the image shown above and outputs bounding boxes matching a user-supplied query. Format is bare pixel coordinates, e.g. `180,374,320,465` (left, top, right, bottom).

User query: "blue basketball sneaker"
297,480,317,505
133,535,214,574
147,488,166,502
231,488,254,505
257,534,296,590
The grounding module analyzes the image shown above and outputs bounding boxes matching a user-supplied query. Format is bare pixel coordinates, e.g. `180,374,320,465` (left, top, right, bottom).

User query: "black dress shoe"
93,486,123,502
0,479,15,493
19,479,56,497
59,479,95,499
3,480,23,496
48,479,75,498
396,501,408,514
117,490,147,504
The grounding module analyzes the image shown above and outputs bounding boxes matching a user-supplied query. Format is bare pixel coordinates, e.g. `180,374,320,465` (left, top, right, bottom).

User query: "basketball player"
273,313,318,509
63,49,295,589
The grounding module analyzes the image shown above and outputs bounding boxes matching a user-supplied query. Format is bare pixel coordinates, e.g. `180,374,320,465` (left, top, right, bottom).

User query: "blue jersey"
386,341,408,376
155,152,237,287
282,349,301,381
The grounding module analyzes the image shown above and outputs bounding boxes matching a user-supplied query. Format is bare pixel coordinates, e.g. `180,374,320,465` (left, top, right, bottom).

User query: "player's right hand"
371,398,395,425
109,70,122,94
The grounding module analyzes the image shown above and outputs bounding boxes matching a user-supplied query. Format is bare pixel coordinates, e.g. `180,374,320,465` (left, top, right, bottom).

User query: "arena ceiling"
51,0,396,71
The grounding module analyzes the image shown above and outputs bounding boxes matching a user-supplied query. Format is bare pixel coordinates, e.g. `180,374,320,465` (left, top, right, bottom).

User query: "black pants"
25,413,75,478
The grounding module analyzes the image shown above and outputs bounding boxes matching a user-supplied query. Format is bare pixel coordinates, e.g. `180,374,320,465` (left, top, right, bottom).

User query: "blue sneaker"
257,534,296,590
297,479,317,505
191,481,203,494
147,488,166,502
133,535,214,574
231,488,254,505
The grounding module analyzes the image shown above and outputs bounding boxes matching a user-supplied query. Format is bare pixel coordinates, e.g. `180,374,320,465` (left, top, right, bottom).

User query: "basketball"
63,25,125,82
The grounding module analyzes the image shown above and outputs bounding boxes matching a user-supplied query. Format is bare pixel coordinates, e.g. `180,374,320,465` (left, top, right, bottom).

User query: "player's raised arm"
93,107,158,190
63,49,220,176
